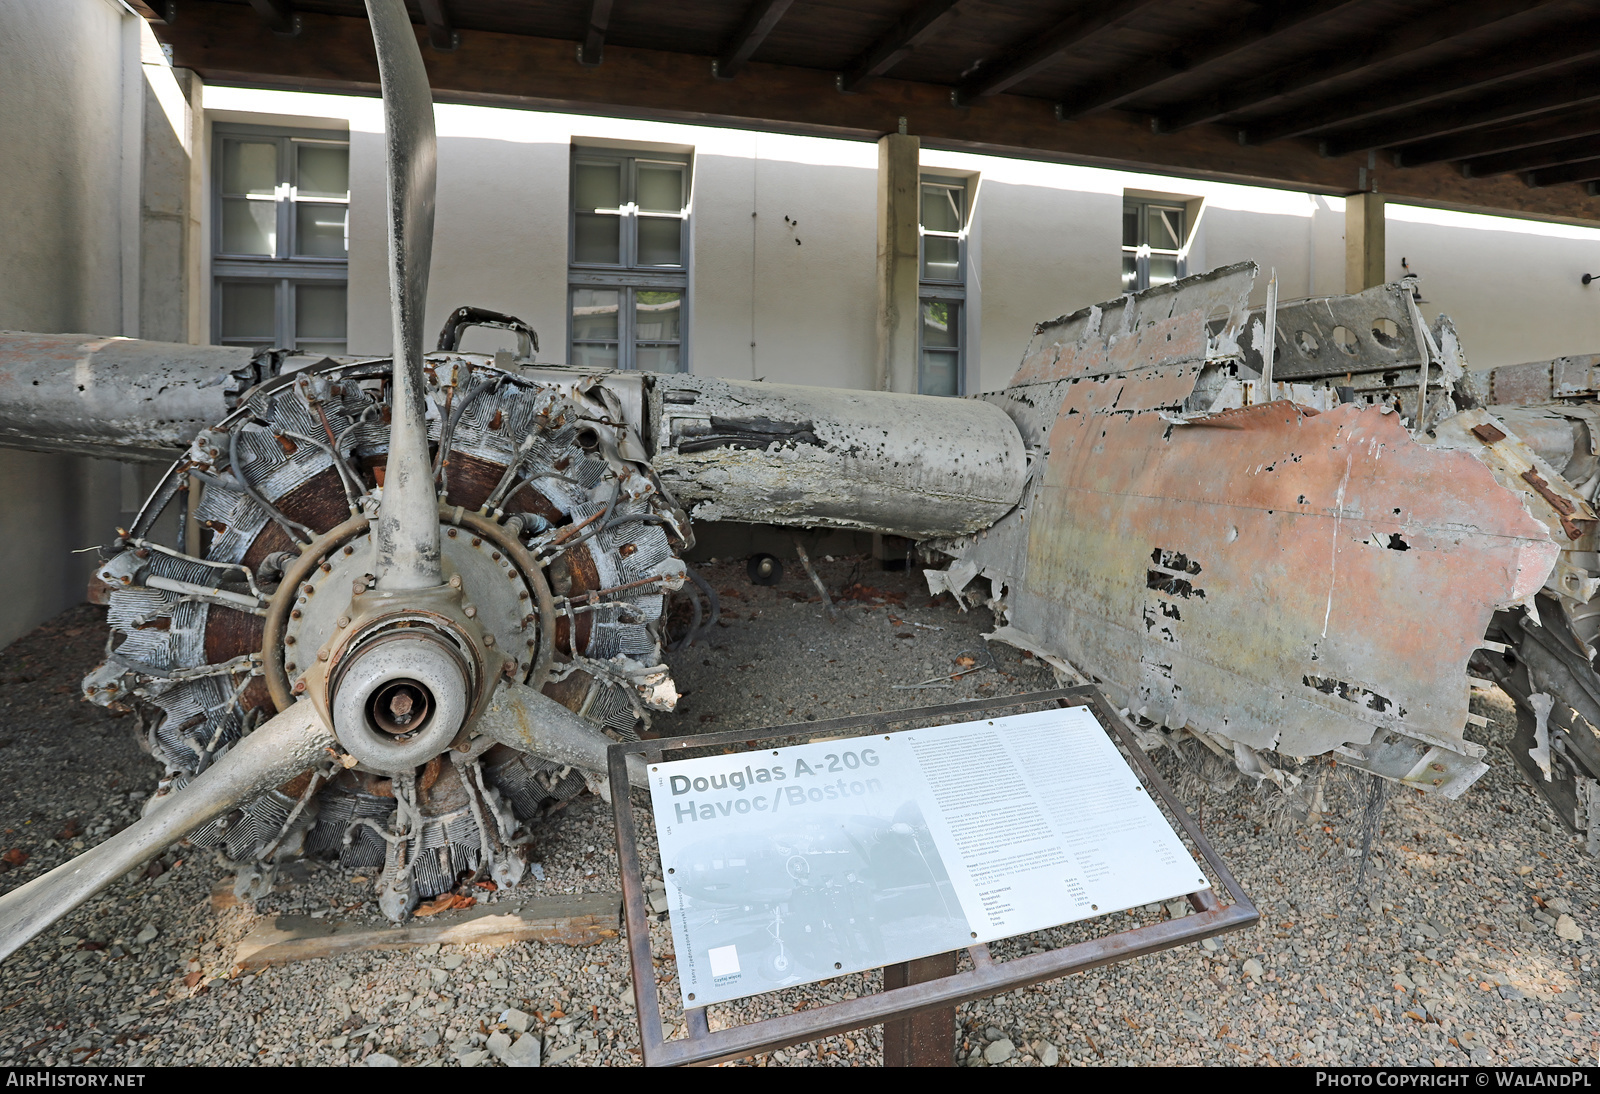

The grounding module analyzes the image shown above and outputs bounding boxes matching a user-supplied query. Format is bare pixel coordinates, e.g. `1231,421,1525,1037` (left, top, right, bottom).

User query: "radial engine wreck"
0,0,1592,963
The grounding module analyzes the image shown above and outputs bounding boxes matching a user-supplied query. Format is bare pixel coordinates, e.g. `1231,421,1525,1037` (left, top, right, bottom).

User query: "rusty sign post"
607,687,1258,1067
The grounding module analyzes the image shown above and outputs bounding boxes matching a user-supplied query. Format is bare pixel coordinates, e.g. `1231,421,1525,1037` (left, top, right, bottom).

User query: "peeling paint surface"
939,265,1559,789
649,375,1027,539
0,331,255,462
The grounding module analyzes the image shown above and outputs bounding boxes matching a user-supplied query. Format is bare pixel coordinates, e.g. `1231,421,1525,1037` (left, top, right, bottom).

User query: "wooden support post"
876,131,920,394
1345,191,1385,292
881,951,957,1066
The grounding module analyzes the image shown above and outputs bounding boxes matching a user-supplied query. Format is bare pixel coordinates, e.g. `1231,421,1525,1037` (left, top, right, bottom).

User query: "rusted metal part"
1461,353,1600,408
647,375,1027,539
882,952,958,1066
0,332,256,462
790,536,839,622
1228,281,1463,434
933,265,1557,798
1490,403,1600,488
1430,409,1598,606
608,688,1256,1067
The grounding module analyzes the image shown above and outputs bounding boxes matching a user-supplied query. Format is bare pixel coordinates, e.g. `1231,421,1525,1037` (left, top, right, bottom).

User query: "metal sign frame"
607,685,1259,1067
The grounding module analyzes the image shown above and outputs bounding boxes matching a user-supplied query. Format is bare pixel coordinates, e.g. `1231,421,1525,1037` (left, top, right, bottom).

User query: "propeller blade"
365,0,443,591
0,702,335,964
477,682,650,790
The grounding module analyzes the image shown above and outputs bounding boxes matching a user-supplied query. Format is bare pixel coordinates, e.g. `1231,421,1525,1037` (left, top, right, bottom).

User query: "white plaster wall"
1387,204,1600,369
0,0,148,649
210,91,886,385
205,89,1600,387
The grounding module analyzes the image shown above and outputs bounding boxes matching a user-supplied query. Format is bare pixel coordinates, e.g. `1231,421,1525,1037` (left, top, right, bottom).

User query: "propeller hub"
327,624,472,773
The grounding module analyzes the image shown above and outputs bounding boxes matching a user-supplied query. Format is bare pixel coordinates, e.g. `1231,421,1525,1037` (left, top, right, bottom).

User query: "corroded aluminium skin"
930,264,1561,798
0,331,255,462
647,374,1028,539
1449,352,1600,842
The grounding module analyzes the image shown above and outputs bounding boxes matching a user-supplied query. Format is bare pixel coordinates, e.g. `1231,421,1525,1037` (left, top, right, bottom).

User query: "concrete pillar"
137,26,204,343
1345,191,1386,293
875,132,920,393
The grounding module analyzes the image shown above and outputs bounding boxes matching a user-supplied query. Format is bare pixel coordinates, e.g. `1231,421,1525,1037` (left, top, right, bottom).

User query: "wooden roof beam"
148,3,1600,223
952,0,1162,107
246,0,299,37
1315,65,1600,158
1242,26,1600,146
1396,104,1600,166
837,0,961,94
577,0,614,66
1462,134,1600,176
1152,0,1553,134
713,0,796,80
1055,0,1364,121
418,0,458,53
126,0,175,23
1527,156,1600,186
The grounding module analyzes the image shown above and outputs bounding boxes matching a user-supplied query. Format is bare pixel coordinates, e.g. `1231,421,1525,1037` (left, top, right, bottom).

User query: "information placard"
649,705,1209,1007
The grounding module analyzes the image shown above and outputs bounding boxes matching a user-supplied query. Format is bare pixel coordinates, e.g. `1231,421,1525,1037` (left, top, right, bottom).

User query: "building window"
568,148,689,370
919,175,968,397
1121,199,1187,293
212,125,349,355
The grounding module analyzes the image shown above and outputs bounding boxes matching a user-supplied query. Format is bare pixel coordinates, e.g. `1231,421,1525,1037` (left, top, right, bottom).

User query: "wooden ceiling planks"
170,0,1600,220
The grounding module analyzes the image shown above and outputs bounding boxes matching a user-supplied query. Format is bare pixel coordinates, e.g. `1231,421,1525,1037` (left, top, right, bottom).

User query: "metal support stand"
881,951,957,1066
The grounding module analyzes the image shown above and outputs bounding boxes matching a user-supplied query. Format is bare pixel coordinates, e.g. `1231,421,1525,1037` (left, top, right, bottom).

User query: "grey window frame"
212,123,350,355
918,175,969,397
1121,199,1187,293
567,147,691,371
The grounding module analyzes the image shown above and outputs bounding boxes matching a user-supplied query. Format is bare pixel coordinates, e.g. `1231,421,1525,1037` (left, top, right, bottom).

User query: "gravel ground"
0,555,1594,1067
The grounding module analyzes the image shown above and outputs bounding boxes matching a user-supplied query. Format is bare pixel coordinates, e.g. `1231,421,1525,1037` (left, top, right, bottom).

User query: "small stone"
984,1026,1005,1041
366,1053,400,1067
983,1038,1015,1065
1164,900,1190,919
328,1036,348,1051
486,1031,511,1058
458,1050,489,1068
441,954,464,971
647,892,670,915
420,1030,440,1048
1040,1042,1059,1067
1393,973,1415,990
135,926,158,944
1201,937,1219,951
546,1043,582,1066
504,1009,531,1033
1517,917,1536,934
1242,958,1265,980
1556,915,1583,941
503,1033,541,1067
